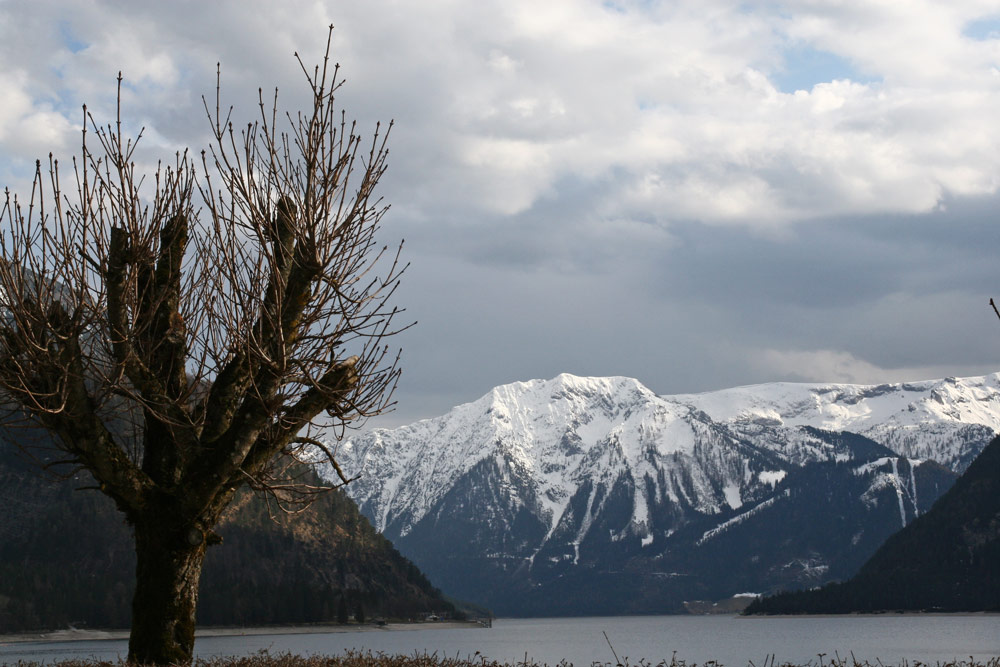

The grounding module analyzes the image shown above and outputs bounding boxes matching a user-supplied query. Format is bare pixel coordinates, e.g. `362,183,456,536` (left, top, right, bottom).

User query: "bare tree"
0,28,406,665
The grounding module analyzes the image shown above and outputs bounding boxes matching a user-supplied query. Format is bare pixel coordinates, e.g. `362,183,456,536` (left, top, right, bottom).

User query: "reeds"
7,650,1000,667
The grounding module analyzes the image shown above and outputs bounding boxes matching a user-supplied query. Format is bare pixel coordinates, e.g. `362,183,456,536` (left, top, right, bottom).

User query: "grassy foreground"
8,651,1000,667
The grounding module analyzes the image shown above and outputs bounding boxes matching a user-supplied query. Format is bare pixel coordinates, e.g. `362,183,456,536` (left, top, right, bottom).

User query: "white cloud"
751,347,1000,387
0,71,75,156
2,0,1000,421
2,0,998,229
753,348,902,384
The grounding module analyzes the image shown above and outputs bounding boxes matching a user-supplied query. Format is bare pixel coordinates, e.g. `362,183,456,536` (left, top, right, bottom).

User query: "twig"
604,630,622,666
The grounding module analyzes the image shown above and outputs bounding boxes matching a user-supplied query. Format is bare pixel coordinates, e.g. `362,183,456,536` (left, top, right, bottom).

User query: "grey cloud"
375,188,1000,426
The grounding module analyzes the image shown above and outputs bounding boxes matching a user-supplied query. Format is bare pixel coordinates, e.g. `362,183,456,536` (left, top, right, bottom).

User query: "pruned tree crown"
0,25,407,524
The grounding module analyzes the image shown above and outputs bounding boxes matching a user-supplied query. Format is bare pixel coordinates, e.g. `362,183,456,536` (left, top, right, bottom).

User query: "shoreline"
4,612,998,645
0,620,484,645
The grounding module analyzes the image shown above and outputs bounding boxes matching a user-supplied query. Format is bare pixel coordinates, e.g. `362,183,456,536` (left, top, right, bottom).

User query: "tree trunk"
128,519,208,665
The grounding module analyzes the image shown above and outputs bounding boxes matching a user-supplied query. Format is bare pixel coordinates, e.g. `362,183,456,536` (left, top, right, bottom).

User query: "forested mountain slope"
0,443,455,633
746,434,1000,614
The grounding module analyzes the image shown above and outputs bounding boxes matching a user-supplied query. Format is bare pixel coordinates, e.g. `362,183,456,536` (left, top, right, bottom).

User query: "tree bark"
128,518,208,665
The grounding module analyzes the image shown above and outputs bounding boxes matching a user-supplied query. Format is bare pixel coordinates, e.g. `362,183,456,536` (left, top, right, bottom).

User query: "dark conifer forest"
0,443,455,633
746,435,1000,614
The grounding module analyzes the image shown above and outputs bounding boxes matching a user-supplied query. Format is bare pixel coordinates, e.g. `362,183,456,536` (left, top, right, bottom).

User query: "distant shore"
0,620,483,645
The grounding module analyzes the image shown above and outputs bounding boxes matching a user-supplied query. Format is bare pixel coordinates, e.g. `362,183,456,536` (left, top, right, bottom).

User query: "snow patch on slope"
698,489,792,545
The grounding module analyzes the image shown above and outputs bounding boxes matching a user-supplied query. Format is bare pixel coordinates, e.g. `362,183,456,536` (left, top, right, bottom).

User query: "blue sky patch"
58,20,87,54
772,45,877,93
963,16,1000,41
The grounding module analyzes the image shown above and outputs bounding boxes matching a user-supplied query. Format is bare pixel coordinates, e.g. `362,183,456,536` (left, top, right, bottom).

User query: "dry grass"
7,651,1000,667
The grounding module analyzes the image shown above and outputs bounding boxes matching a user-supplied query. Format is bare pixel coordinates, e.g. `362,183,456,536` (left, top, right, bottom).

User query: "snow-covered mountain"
671,374,1000,470
324,372,1000,615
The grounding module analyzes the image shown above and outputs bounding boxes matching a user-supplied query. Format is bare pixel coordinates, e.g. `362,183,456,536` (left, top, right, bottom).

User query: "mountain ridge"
326,371,998,615
337,372,1000,535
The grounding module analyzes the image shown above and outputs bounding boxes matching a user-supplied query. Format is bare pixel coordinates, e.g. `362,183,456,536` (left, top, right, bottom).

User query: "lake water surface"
3,615,999,666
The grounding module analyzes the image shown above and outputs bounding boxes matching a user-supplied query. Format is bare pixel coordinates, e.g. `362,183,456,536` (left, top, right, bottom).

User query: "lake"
3,615,999,666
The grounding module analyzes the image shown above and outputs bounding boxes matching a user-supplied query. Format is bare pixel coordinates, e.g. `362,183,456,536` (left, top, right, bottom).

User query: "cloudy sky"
2,0,1000,427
